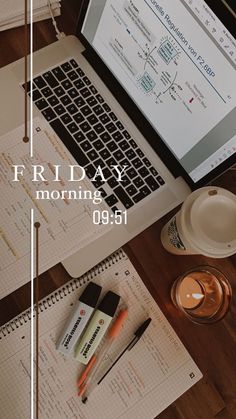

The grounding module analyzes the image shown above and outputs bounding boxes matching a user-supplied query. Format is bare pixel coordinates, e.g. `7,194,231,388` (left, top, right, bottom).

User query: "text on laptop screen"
82,0,236,182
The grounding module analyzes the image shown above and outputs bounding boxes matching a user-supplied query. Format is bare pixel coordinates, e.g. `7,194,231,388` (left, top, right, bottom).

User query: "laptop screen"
81,0,236,183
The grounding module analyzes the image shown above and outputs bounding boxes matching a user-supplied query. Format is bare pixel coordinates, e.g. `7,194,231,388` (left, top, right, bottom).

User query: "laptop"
0,0,235,278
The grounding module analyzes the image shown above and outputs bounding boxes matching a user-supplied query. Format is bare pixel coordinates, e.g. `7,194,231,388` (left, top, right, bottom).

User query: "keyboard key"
112,131,123,141
114,186,134,209
61,113,72,125
145,175,160,191
103,103,111,112
52,67,66,81
80,140,93,152
80,121,91,133
111,206,119,213
80,87,91,98
43,71,59,88
90,85,98,94
100,132,111,143
61,62,73,72
48,95,59,107
86,130,98,141
93,158,106,168
123,130,131,139
94,123,105,134
106,157,117,167
99,113,110,124
35,98,48,110
42,107,56,121
107,141,118,152
133,157,143,169
67,122,79,134
140,186,151,197
143,157,151,167
87,96,98,107
61,95,72,106
129,139,138,149
74,79,85,90
116,121,124,130
105,195,118,207
107,177,119,188
127,167,137,179
85,164,96,179
99,188,107,198
67,70,78,81
133,176,144,188
120,158,130,168
77,67,85,77
54,104,66,115
73,112,85,124
34,76,46,89
125,149,136,160
119,140,129,151
42,86,53,98
138,167,149,178
100,148,111,160
109,112,117,122
87,149,99,161
103,167,112,179
74,96,86,107
50,119,89,166
157,175,165,186
150,166,158,177
74,131,85,142
54,86,65,97
83,76,91,86
93,105,104,116
66,104,78,115
120,176,130,187
93,139,104,151
81,105,92,117
61,79,73,90
92,179,105,189
136,148,144,158
96,94,104,103
126,185,138,197
87,114,99,125
70,59,78,68
113,150,125,161
68,88,79,99
133,186,151,203
106,122,117,133
32,90,42,101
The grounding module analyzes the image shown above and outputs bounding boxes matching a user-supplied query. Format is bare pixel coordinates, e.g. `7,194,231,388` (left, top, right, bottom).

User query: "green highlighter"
75,291,120,364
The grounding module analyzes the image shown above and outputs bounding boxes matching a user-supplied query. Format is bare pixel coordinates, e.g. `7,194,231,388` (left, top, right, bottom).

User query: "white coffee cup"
161,187,236,258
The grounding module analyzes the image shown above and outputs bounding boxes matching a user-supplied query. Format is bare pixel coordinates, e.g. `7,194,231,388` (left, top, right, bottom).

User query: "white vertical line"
30,0,33,158
30,208,34,419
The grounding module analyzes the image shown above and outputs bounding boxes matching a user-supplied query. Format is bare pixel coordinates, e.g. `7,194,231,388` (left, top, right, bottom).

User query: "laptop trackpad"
126,188,176,233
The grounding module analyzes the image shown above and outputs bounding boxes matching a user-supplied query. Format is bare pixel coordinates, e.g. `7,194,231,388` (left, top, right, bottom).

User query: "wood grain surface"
0,1,235,418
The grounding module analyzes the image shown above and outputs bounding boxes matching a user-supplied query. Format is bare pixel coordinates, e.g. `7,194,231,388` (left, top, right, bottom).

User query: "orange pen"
77,308,128,402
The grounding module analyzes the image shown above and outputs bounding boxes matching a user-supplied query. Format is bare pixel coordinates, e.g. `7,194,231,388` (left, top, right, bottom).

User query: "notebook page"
0,117,111,298
0,251,202,419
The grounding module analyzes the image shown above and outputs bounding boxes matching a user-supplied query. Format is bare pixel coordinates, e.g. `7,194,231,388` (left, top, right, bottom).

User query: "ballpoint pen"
82,317,152,403
77,308,128,401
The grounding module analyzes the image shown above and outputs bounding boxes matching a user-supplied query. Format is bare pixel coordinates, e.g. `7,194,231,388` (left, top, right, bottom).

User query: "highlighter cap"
79,282,102,308
97,291,120,317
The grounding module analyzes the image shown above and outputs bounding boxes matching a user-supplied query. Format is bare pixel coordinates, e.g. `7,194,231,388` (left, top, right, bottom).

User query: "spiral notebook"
0,250,202,419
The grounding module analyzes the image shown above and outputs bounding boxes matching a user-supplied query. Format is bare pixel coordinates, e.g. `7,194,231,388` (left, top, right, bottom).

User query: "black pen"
82,317,152,403
98,317,151,383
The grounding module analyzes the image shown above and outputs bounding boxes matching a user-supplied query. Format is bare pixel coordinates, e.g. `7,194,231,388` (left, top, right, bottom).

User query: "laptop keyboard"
24,58,165,212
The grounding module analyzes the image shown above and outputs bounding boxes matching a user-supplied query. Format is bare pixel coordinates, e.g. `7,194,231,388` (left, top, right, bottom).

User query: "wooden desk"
0,1,235,418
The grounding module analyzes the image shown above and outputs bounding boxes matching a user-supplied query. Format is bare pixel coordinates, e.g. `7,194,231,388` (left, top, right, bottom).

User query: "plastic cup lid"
189,188,236,256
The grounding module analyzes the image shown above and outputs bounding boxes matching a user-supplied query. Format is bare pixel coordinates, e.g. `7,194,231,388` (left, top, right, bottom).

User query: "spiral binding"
0,249,125,340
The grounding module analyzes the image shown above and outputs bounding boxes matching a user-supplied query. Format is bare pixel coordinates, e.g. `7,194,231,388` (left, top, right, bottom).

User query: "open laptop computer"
0,0,235,278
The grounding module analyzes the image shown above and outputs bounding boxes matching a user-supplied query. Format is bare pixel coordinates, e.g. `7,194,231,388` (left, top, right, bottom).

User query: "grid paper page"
0,117,111,298
0,251,202,419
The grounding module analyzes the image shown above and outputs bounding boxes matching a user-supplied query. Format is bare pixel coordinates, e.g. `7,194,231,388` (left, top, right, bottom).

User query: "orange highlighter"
77,308,128,402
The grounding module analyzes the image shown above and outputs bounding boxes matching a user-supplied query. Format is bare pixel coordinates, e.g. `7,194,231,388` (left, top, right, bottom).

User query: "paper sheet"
0,118,111,298
0,251,202,419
